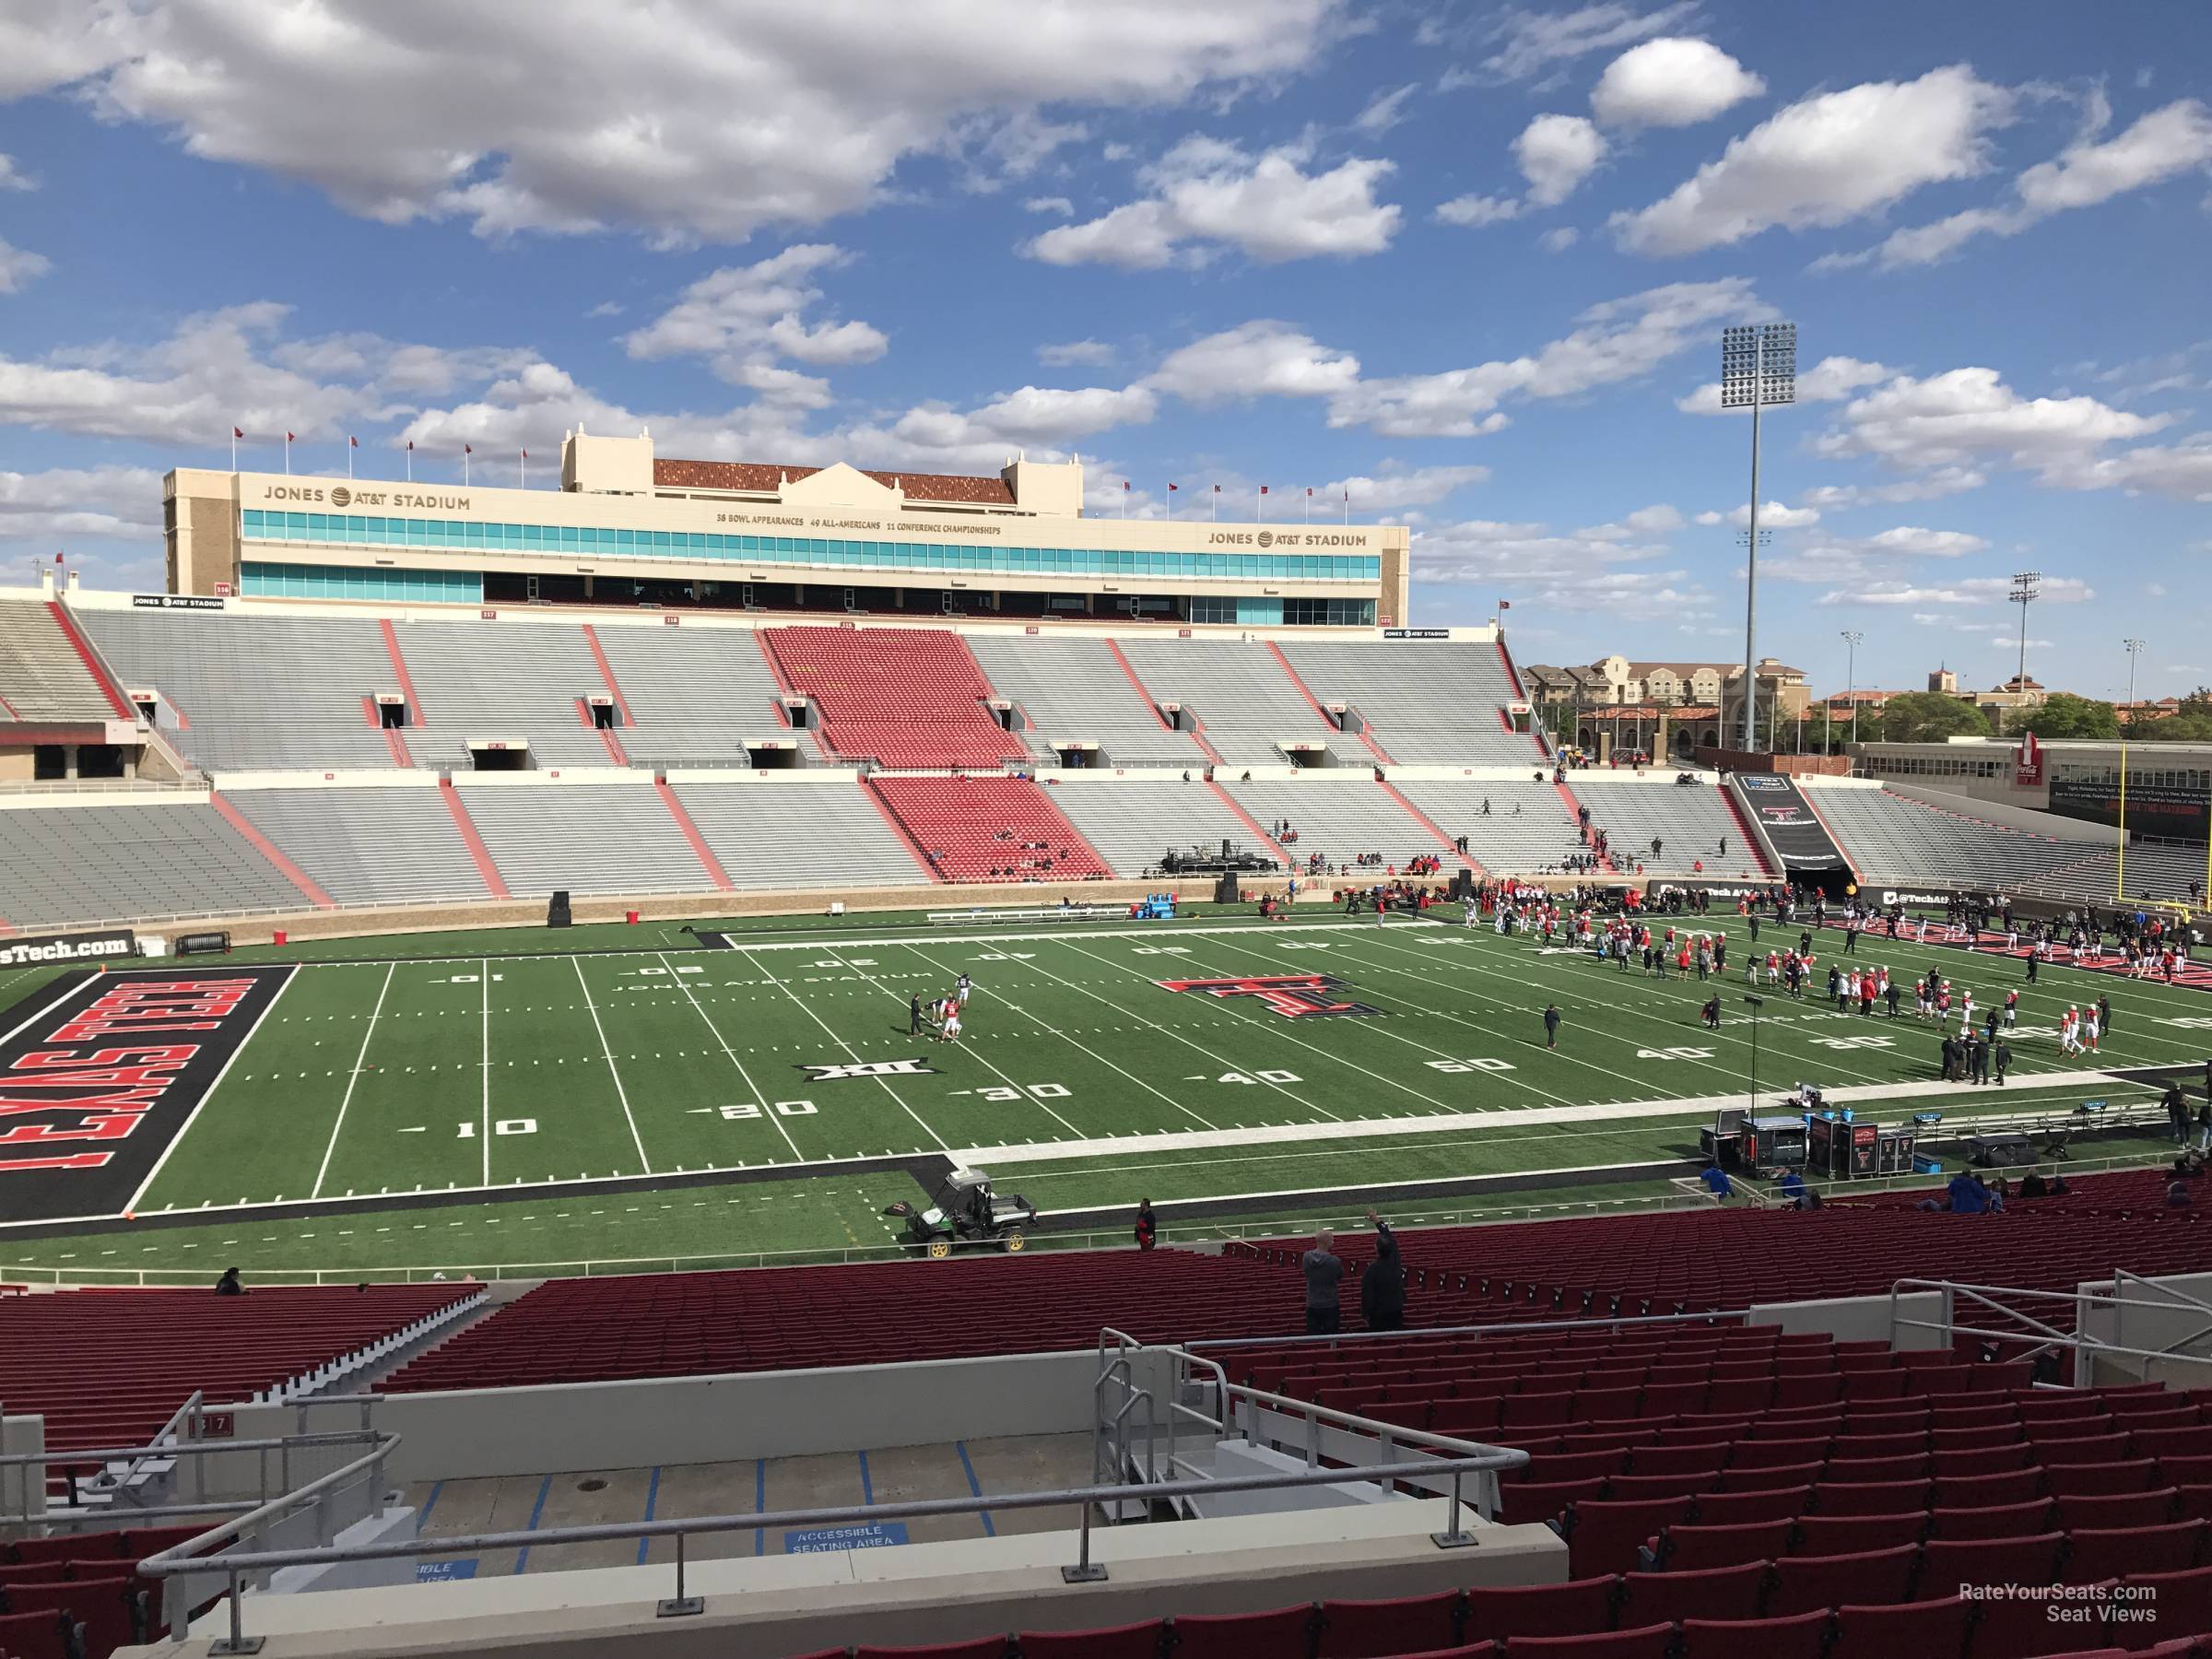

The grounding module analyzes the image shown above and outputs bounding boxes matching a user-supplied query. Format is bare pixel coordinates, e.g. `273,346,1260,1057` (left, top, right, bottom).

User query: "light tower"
1721,322,1796,750
2009,571,2041,695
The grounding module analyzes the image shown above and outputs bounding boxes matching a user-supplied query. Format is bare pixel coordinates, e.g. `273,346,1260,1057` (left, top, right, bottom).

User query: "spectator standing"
1542,1003,1561,1051
1301,1231,1344,1335
1134,1199,1157,1252
1700,1162,1735,1202
1359,1210,1406,1332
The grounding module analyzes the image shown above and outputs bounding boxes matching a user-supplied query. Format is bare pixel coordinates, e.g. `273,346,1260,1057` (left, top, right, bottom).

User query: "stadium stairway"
0,598,125,723
764,625,1030,770
867,775,1114,884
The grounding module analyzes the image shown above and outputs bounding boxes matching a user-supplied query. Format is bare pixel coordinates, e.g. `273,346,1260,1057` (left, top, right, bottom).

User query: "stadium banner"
1381,628,1451,641
130,594,225,611
1643,880,1772,903
2048,776,2210,842
0,965,294,1223
1732,775,1854,884
174,932,233,957
0,928,137,968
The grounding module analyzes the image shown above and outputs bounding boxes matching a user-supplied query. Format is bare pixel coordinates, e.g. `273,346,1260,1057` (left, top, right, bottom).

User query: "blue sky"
0,1,2207,699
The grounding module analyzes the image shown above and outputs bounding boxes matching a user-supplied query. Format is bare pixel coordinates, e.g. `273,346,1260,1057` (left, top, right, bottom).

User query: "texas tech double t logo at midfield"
1157,974,1383,1019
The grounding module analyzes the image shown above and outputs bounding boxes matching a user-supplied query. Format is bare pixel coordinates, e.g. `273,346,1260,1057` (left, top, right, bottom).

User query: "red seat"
1933,1470,2045,1510
1828,1595,1972,1659
1693,1487,1812,1526
1616,1560,1770,1625
1461,1576,1617,1641
1792,1512,1927,1556
2063,1520,2207,1583
1315,1590,1463,1657
853,1641,1009,1659
1768,1544,1920,1617
1500,1478,1610,1528
1496,1624,1674,1657
1164,1604,1312,1659
1811,1478,1934,1516
1654,1518,1794,1571
1565,1497,1697,1578
0,1577,137,1659
1015,1619,1166,1658
2054,1488,2180,1530
1928,1499,2056,1539
0,1608,70,1659
2123,1562,2212,1647
1677,1609,1831,1659
1923,1531,2067,1598
2046,1461,2161,1497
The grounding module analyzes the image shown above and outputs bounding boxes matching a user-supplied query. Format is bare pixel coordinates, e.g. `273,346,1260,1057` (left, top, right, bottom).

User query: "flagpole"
1212,487,1218,524
406,442,414,483
521,450,527,490
1303,488,1311,524
464,448,471,486
1167,486,1173,522
1343,490,1349,526
283,434,290,477
229,429,237,472
347,439,354,480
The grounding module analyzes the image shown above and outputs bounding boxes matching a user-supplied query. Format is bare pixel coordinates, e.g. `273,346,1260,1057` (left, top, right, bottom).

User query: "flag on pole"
230,426,241,471
1305,485,1312,524
347,433,358,479
463,442,472,486
1343,487,1349,525
1212,482,1220,522
1499,598,1512,610
1167,482,1177,521
406,438,414,481
283,430,294,476
54,551,64,564
1258,483,1267,521
521,448,529,488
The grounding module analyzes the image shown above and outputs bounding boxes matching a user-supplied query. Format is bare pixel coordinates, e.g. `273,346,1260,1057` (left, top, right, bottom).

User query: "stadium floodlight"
2119,638,2146,901
1836,630,1863,755
1721,322,1796,752
2008,571,2041,691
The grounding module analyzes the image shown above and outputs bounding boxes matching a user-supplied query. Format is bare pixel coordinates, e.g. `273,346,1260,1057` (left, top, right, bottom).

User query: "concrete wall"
1879,780,2098,841
220,1348,1153,1487
1747,1289,1947,1349
2077,1271,2212,1389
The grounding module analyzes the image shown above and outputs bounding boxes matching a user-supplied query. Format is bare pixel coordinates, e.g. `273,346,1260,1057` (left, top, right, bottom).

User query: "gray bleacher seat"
1277,639,1535,766
1117,639,1337,767
0,598,116,722
966,636,1206,769
1214,778,1446,871
1046,779,1281,877
224,786,491,906
76,607,401,771
0,801,305,927
592,624,787,771
1392,779,1584,874
1571,778,1761,875
2017,841,2202,905
1804,785,2100,887
395,619,617,771
453,783,715,897
672,780,931,890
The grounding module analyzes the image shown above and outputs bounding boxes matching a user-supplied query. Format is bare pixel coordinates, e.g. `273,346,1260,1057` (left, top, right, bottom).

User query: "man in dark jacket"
1134,1198,1157,1252
1542,1003,1561,1050
1359,1210,1406,1332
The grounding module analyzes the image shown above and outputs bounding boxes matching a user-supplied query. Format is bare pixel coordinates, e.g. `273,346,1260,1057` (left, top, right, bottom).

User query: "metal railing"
1888,1276,2212,1386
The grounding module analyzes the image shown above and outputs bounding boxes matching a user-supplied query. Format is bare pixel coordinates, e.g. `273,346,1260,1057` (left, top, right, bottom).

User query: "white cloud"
622,245,886,386
583,300,624,319
1590,38,1764,128
1326,276,1767,438
1322,465,1489,512
0,465,164,542
1479,3,1700,82
1816,367,2179,492
1434,193,1522,227
1022,195,1075,217
1821,574,2093,607
1797,468,1986,508
1612,66,2014,255
1851,525,1990,558
1516,114,1607,206
887,384,1158,453
1539,226,1581,253
1694,500,1820,529
60,0,1345,243
0,155,33,191
1622,503,1684,534
1414,513,1708,612
1860,99,2212,267
1146,321,1361,405
1037,339,1115,368
1677,353,1891,414
1023,135,1400,266
0,302,514,445
0,238,50,294
1353,84,1418,135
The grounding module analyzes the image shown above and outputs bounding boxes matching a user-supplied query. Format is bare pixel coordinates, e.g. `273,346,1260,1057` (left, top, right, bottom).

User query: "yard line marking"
574,957,653,1175
479,958,492,1187
736,947,949,1152
312,961,394,1200
892,942,1218,1134
653,950,803,1162
822,945,1085,1139
124,966,300,1217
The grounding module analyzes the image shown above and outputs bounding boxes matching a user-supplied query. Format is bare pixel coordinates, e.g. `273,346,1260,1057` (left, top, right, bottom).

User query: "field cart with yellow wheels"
886,1168,1038,1257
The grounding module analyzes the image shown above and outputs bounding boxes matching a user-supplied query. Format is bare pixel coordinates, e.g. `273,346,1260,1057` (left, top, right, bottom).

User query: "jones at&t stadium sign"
0,928,136,968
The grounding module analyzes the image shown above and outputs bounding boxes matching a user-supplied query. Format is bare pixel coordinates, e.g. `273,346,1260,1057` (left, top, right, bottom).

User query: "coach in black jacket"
1360,1210,1406,1332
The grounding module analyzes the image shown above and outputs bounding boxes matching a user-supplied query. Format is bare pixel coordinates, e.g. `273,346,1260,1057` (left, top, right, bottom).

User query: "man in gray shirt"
1302,1230,1344,1335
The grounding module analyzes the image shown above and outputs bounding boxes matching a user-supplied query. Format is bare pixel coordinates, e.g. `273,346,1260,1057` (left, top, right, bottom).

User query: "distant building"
1523,653,1805,758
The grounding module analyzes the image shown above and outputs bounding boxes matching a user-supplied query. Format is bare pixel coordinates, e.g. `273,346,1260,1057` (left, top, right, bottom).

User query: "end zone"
0,964,296,1225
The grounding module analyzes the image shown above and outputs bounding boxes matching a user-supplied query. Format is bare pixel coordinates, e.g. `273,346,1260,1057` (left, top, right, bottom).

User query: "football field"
4,907,2207,1281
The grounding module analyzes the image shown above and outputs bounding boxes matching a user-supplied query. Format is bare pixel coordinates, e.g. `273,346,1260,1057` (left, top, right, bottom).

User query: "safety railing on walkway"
1889,1275,2212,1386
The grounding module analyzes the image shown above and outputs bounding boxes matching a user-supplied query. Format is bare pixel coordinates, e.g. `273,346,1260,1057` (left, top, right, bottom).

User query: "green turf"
5,905,2207,1277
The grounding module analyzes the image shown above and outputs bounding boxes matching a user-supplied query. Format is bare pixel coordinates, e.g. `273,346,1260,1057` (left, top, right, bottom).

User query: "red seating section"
764,625,1029,770
869,776,1112,884
0,1285,471,1458
382,1251,1287,1392
1231,1200,2212,1331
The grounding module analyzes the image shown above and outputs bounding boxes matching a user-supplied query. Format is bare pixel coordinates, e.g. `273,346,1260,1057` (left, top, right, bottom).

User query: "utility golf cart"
886,1168,1039,1257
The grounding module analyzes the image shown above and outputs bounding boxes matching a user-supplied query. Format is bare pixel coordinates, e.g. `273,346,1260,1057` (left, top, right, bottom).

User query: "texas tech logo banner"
1158,974,1382,1019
